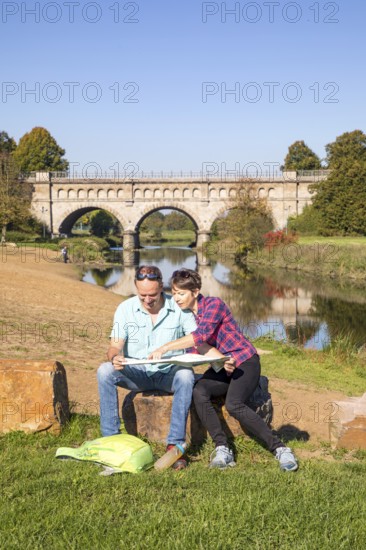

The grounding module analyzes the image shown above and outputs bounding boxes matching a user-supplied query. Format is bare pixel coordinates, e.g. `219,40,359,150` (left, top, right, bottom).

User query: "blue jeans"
97,362,195,445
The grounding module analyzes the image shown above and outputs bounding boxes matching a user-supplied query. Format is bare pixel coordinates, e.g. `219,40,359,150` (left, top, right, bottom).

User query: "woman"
150,268,298,471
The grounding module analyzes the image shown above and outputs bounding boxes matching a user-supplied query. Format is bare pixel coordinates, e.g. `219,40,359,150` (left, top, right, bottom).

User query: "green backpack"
56,434,154,474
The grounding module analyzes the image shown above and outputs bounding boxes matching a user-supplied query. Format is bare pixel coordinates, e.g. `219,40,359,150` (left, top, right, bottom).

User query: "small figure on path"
61,246,69,263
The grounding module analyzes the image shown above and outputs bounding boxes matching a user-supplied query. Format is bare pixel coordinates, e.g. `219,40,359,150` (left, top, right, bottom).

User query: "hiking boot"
166,445,187,471
275,447,298,472
209,445,236,469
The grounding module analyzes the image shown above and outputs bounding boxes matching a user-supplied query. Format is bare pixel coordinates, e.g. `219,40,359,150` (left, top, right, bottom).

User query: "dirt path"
0,247,349,447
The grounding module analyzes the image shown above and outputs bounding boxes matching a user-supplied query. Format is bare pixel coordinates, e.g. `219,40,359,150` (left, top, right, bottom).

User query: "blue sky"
1,1,364,174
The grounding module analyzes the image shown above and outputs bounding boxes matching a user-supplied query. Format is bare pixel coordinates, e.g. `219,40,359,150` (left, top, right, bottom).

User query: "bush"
8,215,44,236
263,229,298,249
105,235,122,247
59,236,110,263
287,204,323,235
4,231,39,243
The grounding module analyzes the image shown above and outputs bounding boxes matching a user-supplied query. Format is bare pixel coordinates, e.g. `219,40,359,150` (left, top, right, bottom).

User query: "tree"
311,160,366,235
89,210,114,238
0,131,17,154
287,204,323,235
13,127,69,173
325,130,366,170
214,183,274,252
309,130,366,235
283,140,321,171
0,153,32,242
164,211,194,231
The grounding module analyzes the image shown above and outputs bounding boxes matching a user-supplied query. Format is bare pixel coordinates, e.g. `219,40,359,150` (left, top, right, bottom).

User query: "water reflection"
81,247,366,349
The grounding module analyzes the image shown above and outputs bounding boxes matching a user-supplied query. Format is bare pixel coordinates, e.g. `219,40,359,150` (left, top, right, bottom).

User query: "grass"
1,337,366,548
140,230,195,246
244,235,366,281
1,415,365,549
255,337,366,396
298,236,366,246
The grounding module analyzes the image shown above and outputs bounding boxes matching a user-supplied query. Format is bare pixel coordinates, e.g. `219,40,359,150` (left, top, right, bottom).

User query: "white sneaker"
275,447,298,472
209,445,236,469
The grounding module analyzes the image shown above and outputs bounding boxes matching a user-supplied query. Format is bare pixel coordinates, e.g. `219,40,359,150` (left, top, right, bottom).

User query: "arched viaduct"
29,171,328,249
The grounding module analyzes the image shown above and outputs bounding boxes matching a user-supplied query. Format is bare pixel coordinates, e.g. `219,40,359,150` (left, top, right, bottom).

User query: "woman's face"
171,285,199,312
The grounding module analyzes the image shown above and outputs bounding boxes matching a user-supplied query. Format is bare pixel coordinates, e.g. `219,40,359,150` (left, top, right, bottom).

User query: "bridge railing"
297,170,330,177
25,170,330,181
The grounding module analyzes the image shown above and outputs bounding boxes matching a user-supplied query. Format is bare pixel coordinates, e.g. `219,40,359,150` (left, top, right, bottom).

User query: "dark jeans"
193,354,284,453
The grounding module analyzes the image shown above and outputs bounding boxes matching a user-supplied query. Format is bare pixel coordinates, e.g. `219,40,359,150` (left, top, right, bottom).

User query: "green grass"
298,236,366,247
246,235,366,281
140,230,195,245
161,229,195,242
1,415,365,549
255,337,366,396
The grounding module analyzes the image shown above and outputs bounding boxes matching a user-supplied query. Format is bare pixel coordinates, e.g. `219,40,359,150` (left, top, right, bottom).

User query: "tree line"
283,130,366,236
0,127,68,242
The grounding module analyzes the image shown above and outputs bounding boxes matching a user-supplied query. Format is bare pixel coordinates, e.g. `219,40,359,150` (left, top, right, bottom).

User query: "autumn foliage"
263,229,298,250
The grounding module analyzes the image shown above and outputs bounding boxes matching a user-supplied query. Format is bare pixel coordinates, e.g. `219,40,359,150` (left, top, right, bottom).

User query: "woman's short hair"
170,268,202,291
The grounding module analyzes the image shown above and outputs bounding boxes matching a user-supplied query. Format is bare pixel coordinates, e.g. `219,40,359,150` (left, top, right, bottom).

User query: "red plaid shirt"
191,295,256,365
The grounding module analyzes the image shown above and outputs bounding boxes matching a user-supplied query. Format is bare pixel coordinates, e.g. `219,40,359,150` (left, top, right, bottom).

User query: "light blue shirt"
110,292,197,375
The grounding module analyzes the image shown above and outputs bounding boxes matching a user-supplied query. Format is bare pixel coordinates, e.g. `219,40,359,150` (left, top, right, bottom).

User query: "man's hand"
223,358,236,376
111,354,126,370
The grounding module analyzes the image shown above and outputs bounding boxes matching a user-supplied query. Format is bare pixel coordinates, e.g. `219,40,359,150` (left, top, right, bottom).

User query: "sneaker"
166,445,187,471
209,445,236,469
275,447,298,472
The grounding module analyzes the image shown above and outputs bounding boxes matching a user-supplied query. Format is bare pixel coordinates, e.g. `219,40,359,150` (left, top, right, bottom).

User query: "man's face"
135,279,163,313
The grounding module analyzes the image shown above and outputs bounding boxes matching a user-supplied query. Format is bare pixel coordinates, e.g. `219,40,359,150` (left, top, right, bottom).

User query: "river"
81,246,366,350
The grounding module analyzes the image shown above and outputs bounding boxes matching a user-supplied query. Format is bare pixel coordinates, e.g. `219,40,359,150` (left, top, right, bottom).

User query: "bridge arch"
134,204,201,248
57,205,128,236
207,204,238,231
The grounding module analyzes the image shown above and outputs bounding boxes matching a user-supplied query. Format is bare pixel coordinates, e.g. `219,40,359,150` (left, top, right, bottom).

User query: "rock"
0,360,70,434
122,376,273,444
329,393,366,450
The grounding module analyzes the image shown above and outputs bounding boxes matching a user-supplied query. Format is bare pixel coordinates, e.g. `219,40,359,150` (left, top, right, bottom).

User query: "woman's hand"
223,358,236,376
147,345,169,360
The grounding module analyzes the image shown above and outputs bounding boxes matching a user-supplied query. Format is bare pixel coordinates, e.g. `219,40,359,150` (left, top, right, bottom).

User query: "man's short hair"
134,265,163,282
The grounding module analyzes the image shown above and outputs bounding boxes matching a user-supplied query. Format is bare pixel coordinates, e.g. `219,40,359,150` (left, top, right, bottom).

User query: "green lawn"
298,235,366,247
1,416,365,550
245,235,366,280
140,230,195,245
254,337,366,396
1,341,366,549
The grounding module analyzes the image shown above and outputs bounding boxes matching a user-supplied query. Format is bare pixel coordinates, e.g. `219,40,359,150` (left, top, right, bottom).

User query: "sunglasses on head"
136,272,161,281
172,269,191,278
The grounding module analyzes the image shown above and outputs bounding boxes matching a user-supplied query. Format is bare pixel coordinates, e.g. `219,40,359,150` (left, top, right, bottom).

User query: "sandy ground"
0,246,349,451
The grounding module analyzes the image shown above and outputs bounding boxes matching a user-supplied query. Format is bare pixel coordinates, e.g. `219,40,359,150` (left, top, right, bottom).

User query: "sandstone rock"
329,393,366,450
0,360,70,434
122,378,273,445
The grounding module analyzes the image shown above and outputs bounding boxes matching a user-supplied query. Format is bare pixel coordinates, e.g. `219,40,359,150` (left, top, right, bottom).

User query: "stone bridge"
29,171,328,249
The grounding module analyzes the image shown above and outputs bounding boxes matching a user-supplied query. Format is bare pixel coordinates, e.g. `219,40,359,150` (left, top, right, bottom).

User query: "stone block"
122,382,273,445
0,360,70,434
329,393,366,450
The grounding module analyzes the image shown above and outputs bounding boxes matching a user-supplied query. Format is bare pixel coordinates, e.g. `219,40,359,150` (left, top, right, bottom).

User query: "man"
61,245,69,263
97,265,197,470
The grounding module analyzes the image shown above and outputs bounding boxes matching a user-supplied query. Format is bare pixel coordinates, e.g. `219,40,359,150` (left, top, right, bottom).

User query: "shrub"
263,229,298,249
5,231,38,242
287,204,323,235
59,236,110,263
